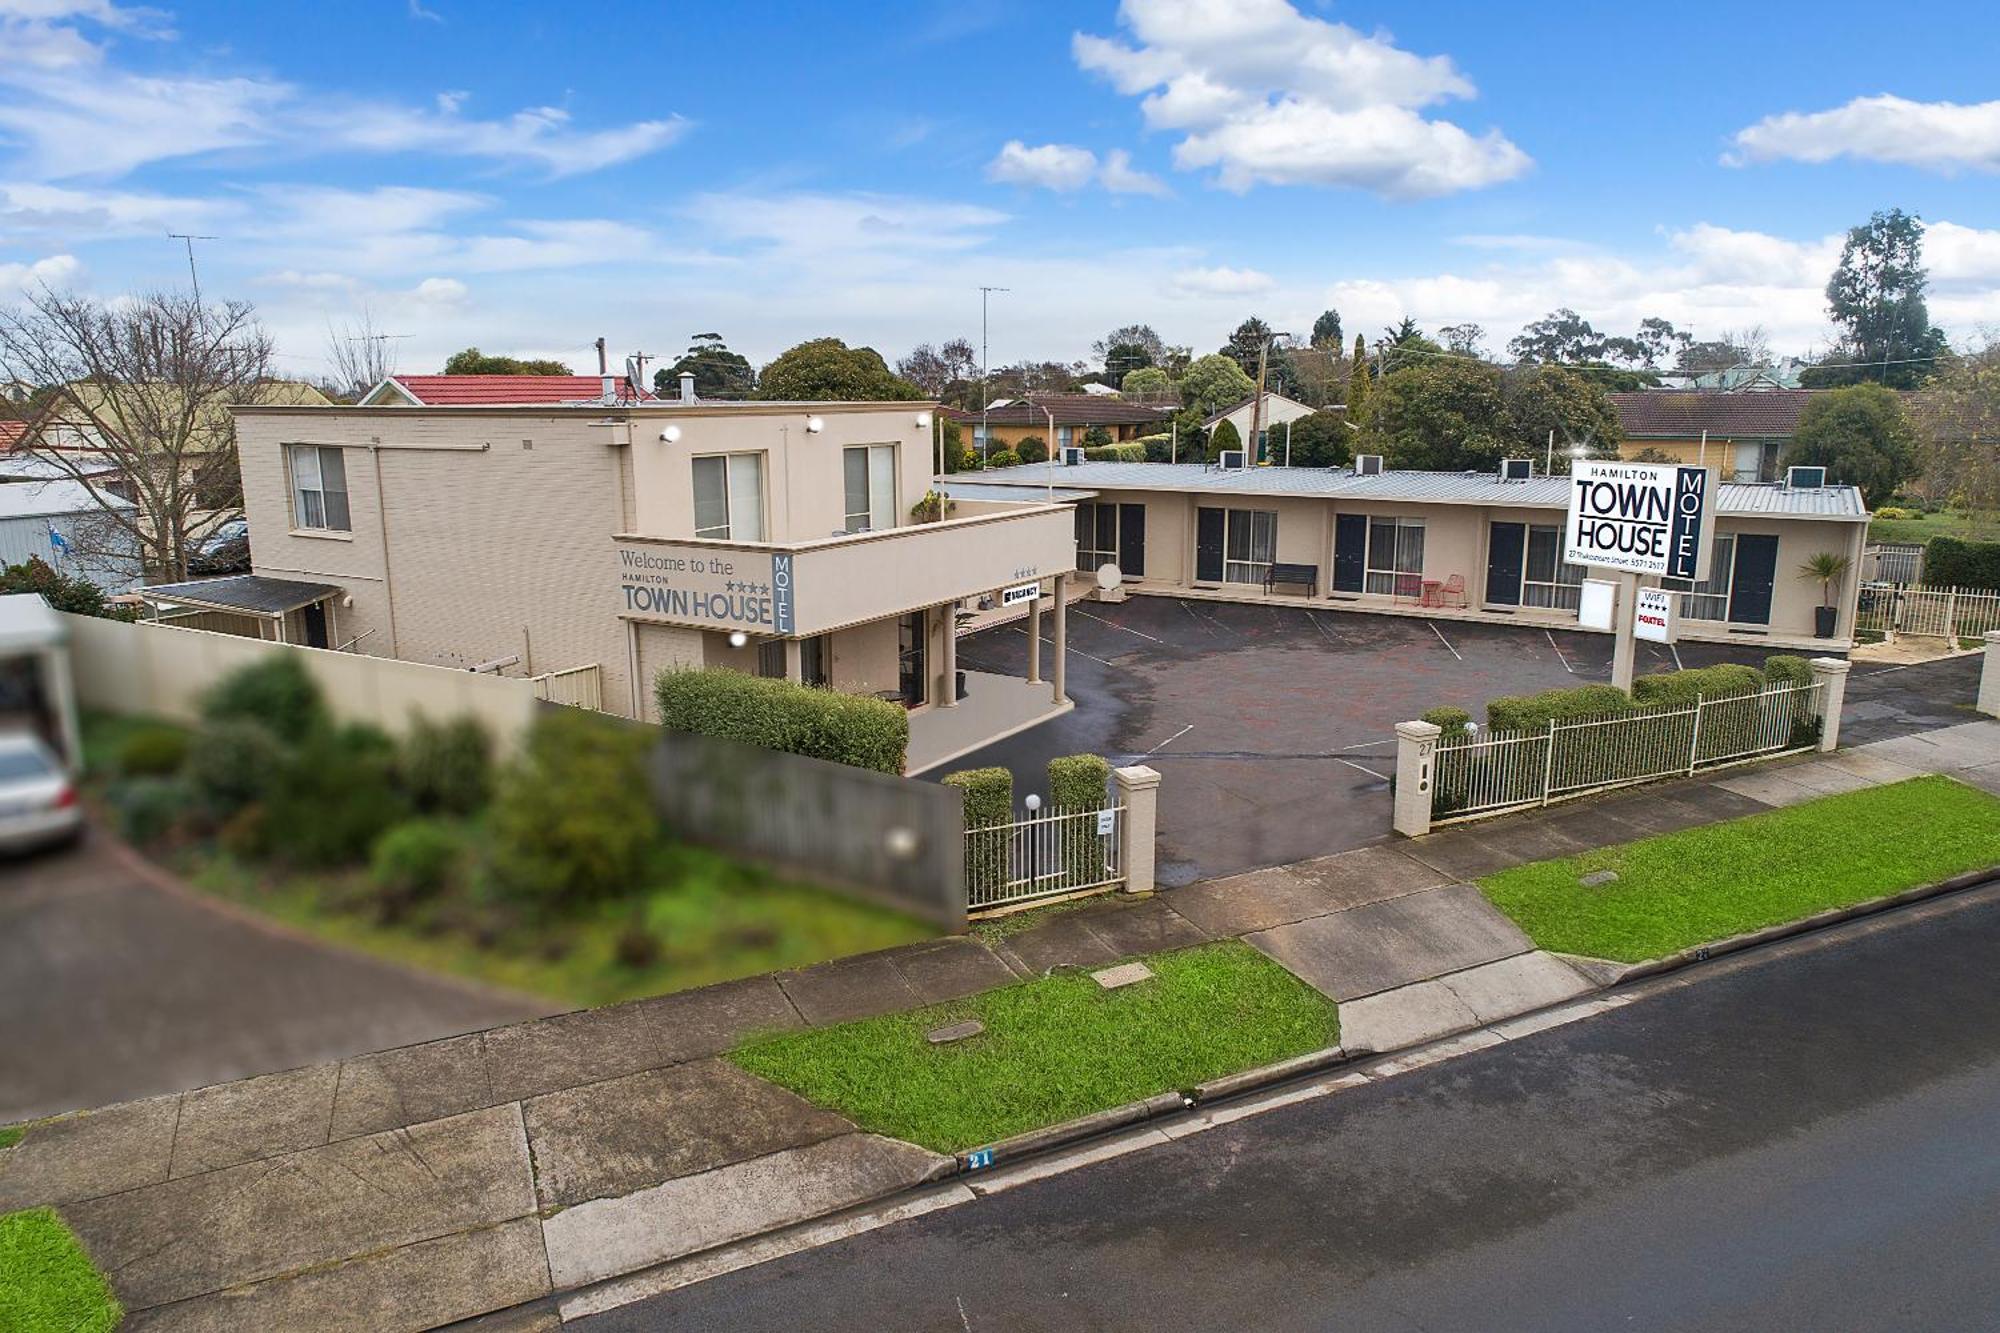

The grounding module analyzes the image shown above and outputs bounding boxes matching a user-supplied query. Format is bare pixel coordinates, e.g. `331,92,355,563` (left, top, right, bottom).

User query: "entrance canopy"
139,574,340,618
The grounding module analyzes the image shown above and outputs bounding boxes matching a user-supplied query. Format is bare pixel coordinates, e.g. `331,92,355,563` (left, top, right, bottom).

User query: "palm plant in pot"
1800,551,1852,638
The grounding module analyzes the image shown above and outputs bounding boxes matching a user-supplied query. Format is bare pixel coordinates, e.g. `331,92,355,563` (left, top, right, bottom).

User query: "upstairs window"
288,445,350,532
692,453,766,541
843,444,897,533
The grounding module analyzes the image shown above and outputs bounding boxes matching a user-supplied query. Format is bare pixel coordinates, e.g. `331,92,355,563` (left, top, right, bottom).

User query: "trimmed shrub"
1047,753,1110,811
654,668,908,774
1420,706,1471,741
1486,684,1632,733
957,449,984,471
1762,655,1813,690
263,724,410,869
943,766,1012,895
1015,435,1048,464
984,448,1020,469
1923,535,2000,590
108,776,194,846
1872,505,1921,521
1081,425,1114,450
401,714,493,816
489,708,658,913
1630,663,1763,708
186,718,286,815
199,655,327,743
117,726,188,777
369,820,469,922
1209,418,1243,460
1134,432,1173,462
1083,443,1146,462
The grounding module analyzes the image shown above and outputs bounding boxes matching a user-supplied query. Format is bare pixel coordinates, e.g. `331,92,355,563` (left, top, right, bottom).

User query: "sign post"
1564,461,1713,692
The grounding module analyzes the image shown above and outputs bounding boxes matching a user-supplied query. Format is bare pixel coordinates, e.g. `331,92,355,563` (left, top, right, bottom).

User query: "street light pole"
979,286,1008,462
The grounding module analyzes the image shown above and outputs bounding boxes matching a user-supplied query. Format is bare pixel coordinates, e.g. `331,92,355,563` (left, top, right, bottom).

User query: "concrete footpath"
2,720,1996,1329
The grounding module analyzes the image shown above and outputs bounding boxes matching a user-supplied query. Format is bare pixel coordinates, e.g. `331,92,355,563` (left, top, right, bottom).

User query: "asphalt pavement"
577,883,2000,1333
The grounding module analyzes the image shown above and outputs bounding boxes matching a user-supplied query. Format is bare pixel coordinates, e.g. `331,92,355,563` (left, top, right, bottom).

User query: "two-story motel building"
174,390,1076,769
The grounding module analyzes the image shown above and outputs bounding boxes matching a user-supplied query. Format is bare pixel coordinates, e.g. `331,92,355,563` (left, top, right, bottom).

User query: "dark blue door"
1486,522,1526,606
1729,534,1779,624
1196,507,1225,583
1333,513,1367,592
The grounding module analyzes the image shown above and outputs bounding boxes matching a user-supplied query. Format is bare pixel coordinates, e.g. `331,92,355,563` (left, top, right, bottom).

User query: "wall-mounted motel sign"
1564,460,1714,581
617,541,796,635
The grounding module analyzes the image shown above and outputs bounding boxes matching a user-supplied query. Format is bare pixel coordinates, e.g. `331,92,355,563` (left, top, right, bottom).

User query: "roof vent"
599,374,618,405
1356,454,1385,477
1500,458,1533,482
678,371,697,404
1785,464,1827,490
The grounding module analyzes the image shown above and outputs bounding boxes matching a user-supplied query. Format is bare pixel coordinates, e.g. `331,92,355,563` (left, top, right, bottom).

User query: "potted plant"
1800,551,1851,638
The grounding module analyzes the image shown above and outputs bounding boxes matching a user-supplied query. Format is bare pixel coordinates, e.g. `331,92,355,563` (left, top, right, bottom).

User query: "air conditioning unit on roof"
1785,464,1827,490
1060,447,1086,465
1501,458,1533,481
1218,449,1246,470
1355,454,1385,476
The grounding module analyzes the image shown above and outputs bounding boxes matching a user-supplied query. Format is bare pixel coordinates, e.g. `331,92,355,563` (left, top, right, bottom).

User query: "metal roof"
967,461,1868,519
0,594,67,653
942,480,1096,504
0,478,133,520
140,574,340,616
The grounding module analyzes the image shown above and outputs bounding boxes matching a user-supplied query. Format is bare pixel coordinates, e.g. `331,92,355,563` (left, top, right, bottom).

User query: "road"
0,833,543,1122
579,885,2000,1332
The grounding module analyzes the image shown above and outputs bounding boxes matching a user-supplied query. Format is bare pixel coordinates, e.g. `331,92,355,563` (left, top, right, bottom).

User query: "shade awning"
139,574,340,617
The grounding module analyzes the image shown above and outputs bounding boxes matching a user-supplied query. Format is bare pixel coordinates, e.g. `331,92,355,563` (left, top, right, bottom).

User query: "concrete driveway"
947,596,1812,886
0,833,545,1122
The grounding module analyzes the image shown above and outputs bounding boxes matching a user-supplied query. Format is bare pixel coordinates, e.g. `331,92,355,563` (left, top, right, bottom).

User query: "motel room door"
1195,507,1225,583
1118,503,1147,578
1485,522,1526,606
1332,514,1367,593
1728,534,1779,625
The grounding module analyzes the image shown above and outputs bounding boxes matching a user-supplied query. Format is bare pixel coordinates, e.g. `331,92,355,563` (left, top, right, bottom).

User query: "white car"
0,733,81,854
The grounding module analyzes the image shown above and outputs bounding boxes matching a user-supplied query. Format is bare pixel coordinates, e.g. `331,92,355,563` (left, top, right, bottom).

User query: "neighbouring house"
357,372,658,407
1609,390,1819,483
943,393,1171,457
183,394,1076,770
0,478,141,593
1203,391,1322,461
1686,360,1809,392
971,457,1870,650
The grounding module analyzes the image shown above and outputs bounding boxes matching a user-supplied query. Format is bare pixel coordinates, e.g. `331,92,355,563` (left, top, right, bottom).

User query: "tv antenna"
167,233,219,304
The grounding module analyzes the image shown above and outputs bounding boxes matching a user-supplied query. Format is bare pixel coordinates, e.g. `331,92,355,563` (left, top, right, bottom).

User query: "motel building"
963,457,1870,651
162,378,1076,774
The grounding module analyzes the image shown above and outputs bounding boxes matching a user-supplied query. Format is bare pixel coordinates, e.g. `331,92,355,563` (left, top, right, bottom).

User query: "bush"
957,449,984,471
1081,425,1114,449
369,820,468,921
1486,684,1633,732
199,655,329,743
108,776,195,846
1083,443,1146,462
1135,432,1173,462
263,724,411,869
655,668,909,774
1047,753,1110,811
1015,435,1048,464
117,726,188,777
1923,535,2000,590
944,766,1012,897
1630,663,1763,708
1209,418,1243,460
1762,655,1813,690
984,448,1020,469
400,715,492,816
1420,706,1471,741
186,718,286,815
489,708,658,913
1872,505,1921,521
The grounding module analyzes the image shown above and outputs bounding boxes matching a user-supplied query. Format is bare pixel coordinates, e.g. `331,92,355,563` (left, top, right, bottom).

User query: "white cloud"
318,103,689,177
0,179,226,237
412,276,466,304
1170,264,1274,297
0,252,81,293
987,140,1099,191
1073,0,1528,197
1099,149,1170,197
1728,95,2000,173
685,191,1007,262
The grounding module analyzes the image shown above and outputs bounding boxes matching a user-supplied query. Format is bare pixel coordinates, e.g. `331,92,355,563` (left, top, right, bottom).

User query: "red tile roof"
0,421,25,449
384,374,656,406
1610,389,1820,438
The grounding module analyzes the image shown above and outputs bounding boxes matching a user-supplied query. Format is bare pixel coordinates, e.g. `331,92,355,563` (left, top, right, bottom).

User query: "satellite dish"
1095,563,1123,593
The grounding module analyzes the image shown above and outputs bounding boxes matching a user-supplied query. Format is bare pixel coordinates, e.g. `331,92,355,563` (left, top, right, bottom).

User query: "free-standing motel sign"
1564,460,1713,581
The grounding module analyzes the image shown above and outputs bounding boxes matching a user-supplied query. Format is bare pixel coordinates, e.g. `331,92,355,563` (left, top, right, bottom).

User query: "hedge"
1762,655,1813,690
1486,684,1633,733
1923,535,2000,590
1420,706,1471,741
1630,663,1763,708
1047,753,1111,811
944,766,1012,892
654,668,909,774
1082,442,1146,462
1134,432,1174,462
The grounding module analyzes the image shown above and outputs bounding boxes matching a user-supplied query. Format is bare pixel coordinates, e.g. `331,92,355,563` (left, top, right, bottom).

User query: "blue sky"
3,0,1998,380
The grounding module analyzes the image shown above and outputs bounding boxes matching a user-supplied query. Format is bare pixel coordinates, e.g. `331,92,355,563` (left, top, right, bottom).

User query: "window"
288,445,350,532
1075,502,1118,572
897,611,927,706
691,453,765,541
756,639,787,678
1365,517,1424,596
971,425,990,453
800,635,830,688
1522,525,1586,610
1223,509,1277,585
1057,426,1074,450
1663,534,1733,621
843,444,897,533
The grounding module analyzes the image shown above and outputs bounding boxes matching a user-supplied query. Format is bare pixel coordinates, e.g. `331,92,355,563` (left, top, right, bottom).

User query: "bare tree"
1910,333,2000,509
323,305,401,401
0,288,278,583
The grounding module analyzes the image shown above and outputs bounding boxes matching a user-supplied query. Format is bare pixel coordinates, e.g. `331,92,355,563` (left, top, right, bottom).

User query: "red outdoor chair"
1438,573,1469,608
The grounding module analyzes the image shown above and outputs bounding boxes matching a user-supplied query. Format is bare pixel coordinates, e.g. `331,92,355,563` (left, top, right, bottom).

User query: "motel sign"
1564,460,1714,581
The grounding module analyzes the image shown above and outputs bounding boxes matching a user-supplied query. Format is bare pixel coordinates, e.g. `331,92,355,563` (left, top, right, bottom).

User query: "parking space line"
1142,723,1194,757
1177,599,1223,634
1333,756,1391,781
1544,630,1576,674
1075,607,1164,642
1428,621,1463,661
1306,610,1339,646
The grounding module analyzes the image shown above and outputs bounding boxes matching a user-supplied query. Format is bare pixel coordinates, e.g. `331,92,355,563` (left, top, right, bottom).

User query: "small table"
1419,580,1444,607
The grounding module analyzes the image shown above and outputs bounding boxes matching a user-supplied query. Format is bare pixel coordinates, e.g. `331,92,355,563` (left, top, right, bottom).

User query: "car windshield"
0,746,54,781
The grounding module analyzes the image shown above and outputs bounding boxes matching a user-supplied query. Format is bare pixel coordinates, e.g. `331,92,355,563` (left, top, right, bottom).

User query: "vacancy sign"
1565,461,1713,580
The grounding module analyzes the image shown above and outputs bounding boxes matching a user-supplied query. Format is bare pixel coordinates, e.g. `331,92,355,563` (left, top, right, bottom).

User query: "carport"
138,574,345,648
0,593,82,771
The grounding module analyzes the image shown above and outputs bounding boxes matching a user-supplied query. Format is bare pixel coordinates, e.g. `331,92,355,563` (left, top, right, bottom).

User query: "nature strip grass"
1478,776,2000,964
0,1207,121,1333
734,941,1340,1154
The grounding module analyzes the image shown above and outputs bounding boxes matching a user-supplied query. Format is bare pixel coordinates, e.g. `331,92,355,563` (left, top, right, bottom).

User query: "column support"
1808,656,1851,752
1026,583,1043,684
1980,631,2000,720
1610,571,1638,692
783,638,802,683
939,602,958,707
1392,719,1441,838
1050,572,1069,704
1113,764,1160,898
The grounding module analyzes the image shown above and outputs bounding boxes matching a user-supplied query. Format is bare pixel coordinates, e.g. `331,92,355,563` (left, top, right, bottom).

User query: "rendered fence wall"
645,726,968,929
65,614,539,752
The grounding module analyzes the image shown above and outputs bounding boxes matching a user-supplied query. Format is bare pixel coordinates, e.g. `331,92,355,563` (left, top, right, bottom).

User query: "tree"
1178,354,1256,417
0,556,137,620
1677,328,1772,376
896,338,978,404
755,338,923,401
1091,324,1168,367
1910,338,2000,509
1081,425,1114,449
441,347,572,375
1503,365,1623,472
935,418,964,474
1347,334,1371,417
1375,318,1441,375
1811,208,1949,389
1209,418,1243,462
656,333,754,399
1221,316,1298,396
1630,317,1692,369
1283,411,1352,468
1507,309,1606,365
322,305,400,401
1121,366,1174,403
1310,309,1344,352
0,288,278,582
1783,383,1916,506
1363,356,1511,471
1438,323,1486,358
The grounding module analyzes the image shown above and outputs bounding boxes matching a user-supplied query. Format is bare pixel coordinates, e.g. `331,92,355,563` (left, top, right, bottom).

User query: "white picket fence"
965,804,1124,914
1856,581,2000,642
1431,681,1826,822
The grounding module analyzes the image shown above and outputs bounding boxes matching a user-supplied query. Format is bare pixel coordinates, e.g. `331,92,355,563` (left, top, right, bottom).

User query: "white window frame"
287,444,350,532
1057,425,1074,450
1522,524,1587,610
1365,517,1425,596
1663,533,1734,622
843,443,898,533
1076,501,1120,573
691,452,767,541
1223,508,1277,585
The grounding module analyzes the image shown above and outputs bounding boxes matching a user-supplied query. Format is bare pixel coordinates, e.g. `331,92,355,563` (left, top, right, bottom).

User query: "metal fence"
966,804,1124,914
1431,681,1826,823
1856,581,2000,642
531,663,604,710
1862,543,1924,584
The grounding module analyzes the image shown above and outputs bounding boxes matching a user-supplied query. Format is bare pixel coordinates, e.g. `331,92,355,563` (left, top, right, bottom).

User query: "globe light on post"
1024,793,1041,813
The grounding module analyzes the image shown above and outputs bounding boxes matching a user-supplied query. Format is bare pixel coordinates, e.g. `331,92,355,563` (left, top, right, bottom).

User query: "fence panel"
1863,543,1924,584
532,663,603,710
1856,581,2000,642
966,804,1123,913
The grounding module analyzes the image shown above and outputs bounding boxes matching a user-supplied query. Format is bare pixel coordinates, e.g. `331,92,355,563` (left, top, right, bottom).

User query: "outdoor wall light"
728,630,749,649
659,425,682,443
805,416,825,433
914,412,933,429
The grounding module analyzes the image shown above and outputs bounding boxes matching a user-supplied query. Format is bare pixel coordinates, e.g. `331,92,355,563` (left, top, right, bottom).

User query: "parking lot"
947,595,1788,886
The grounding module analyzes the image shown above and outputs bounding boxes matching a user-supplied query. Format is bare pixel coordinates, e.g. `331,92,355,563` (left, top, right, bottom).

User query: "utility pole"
979,286,1008,462
632,351,655,393
595,337,608,375
1248,331,1291,466
167,232,218,304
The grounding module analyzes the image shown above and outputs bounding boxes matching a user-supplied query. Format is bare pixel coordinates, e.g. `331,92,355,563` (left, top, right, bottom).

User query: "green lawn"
1866,507,2000,546
734,941,1339,1153
0,1125,23,1152
0,1208,121,1333
1479,776,2000,963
